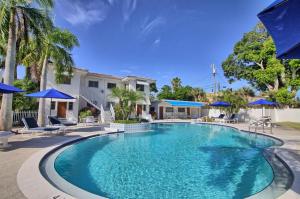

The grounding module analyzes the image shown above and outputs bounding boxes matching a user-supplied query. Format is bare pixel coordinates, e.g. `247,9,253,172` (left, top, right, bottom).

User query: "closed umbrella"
26,88,74,116
258,0,300,59
0,82,24,93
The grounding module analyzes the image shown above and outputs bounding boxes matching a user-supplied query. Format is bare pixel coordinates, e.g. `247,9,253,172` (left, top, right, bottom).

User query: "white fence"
13,111,38,126
202,108,300,123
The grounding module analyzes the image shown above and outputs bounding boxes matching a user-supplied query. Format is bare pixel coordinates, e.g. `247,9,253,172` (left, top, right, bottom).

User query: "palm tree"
171,77,182,92
37,28,79,126
0,0,53,130
127,90,144,119
111,88,143,120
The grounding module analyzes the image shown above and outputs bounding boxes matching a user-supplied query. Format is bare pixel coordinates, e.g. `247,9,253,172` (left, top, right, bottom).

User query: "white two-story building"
45,65,155,123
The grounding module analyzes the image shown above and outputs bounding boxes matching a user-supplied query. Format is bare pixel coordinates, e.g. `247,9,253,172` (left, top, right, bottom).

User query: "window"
178,108,185,113
51,102,56,110
165,107,174,112
143,105,147,111
136,84,145,91
88,81,98,88
68,102,73,110
59,75,71,84
107,83,116,89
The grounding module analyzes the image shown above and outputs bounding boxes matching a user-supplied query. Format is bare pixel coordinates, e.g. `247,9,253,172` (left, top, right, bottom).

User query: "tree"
110,87,143,120
217,89,248,115
37,28,79,126
171,77,182,92
222,23,300,93
157,85,174,100
150,82,158,93
12,79,39,111
191,87,207,102
0,0,53,130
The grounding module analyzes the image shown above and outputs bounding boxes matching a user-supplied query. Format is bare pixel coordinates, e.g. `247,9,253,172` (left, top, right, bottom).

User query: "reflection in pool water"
54,123,281,199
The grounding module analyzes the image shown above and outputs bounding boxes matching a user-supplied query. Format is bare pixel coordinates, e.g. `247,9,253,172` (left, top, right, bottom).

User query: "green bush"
114,119,140,124
79,109,92,119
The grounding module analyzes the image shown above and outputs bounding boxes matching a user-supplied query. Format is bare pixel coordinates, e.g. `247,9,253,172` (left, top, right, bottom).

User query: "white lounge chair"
21,117,60,135
0,131,13,148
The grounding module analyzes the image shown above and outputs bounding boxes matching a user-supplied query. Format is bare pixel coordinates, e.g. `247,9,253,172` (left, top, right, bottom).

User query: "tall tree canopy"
222,23,300,104
0,0,53,130
157,77,206,101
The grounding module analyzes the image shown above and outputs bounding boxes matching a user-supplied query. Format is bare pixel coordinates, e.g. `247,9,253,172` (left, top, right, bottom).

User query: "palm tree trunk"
0,10,17,131
37,55,48,126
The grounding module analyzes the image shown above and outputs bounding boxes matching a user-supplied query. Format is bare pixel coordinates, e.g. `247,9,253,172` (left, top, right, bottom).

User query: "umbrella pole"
50,98,52,118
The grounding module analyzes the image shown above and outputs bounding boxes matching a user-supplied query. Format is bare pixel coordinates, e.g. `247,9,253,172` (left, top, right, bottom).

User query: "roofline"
162,99,205,104
73,66,155,82
122,76,156,83
87,72,122,80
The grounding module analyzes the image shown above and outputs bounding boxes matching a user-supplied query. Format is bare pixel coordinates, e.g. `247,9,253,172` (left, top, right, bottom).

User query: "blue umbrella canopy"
26,88,74,99
0,82,24,93
210,101,231,107
248,99,278,106
258,0,300,59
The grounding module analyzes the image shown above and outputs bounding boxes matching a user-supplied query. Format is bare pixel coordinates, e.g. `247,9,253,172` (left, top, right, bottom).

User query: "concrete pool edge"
17,122,299,199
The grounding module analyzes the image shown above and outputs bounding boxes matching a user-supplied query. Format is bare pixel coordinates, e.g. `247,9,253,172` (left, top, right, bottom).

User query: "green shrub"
79,109,92,119
114,119,140,124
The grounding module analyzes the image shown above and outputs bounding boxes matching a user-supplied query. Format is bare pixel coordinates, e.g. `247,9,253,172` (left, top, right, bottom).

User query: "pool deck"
0,121,300,199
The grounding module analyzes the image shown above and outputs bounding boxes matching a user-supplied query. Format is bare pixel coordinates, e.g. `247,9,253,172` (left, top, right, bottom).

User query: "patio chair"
21,117,60,135
213,114,225,122
48,116,77,126
224,114,238,123
0,131,13,148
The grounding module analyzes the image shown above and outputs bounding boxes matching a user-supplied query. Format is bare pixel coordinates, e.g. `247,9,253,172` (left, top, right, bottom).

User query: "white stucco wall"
202,108,300,123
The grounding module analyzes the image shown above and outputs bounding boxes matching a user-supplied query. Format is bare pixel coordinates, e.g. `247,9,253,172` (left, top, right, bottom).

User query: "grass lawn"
276,122,300,131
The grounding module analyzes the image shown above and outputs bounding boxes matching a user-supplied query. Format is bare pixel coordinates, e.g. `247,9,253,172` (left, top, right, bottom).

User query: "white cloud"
122,0,137,22
153,38,161,47
141,17,166,36
57,0,111,26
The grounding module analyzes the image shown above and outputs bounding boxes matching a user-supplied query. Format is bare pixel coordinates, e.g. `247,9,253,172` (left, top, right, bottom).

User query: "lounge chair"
48,116,77,126
224,114,238,123
213,114,225,122
0,131,13,148
21,117,60,135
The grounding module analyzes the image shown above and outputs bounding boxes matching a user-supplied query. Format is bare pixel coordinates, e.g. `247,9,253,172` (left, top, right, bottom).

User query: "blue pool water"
54,123,280,199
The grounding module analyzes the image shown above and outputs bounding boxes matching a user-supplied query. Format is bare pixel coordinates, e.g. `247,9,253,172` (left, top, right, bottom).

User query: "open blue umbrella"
258,0,300,59
248,99,278,117
210,101,231,107
26,88,74,116
0,82,24,93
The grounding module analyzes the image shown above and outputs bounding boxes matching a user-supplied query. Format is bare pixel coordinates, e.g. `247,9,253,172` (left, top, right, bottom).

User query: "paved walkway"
0,122,300,199
0,126,106,199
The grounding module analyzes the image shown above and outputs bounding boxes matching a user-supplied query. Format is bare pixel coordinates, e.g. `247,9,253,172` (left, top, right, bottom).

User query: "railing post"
110,103,115,121
100,104,105,124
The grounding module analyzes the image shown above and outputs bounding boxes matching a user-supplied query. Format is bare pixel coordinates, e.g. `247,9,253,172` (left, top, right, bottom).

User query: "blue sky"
29,0,275,91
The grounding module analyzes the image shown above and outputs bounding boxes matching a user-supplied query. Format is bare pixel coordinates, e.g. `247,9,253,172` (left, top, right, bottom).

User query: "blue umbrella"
26,88,74,99
0,82,24,93
26,88,74,116
248,99,278,106
258,0,300,59
210,101,231,107
248,99,278,117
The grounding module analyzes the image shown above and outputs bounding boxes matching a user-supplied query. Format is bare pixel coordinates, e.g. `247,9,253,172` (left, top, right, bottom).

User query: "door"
57,102,67,118
187,108,191,116
137,104,143,116
159,106,164,119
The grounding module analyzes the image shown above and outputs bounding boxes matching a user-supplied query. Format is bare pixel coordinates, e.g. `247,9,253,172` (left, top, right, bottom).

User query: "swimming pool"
43,123,286,199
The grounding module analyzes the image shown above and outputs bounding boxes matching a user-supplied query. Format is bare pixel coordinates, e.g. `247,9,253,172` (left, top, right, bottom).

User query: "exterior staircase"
79,95,102,111
80,94,115,124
